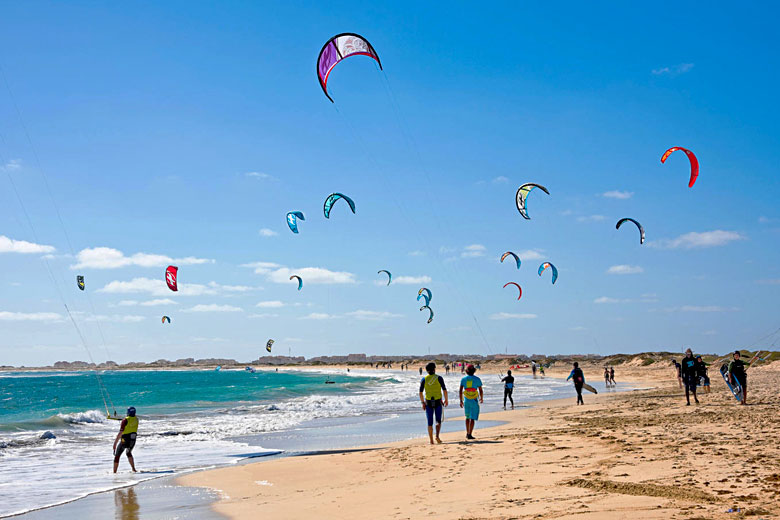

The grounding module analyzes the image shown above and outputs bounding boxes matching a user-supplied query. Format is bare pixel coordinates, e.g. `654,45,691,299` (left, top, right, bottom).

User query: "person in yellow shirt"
419,362,449,444
113,407,138,473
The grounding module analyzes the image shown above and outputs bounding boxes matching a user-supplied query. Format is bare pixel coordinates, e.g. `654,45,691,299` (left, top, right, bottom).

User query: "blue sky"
1,1,778,365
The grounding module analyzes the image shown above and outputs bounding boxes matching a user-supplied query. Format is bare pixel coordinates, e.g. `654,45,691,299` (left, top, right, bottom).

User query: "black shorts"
115,434,136,458
734,376,746,392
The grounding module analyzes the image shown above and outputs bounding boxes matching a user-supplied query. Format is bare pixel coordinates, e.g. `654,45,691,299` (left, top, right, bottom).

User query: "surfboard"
720,364,742,402
582,383,598,394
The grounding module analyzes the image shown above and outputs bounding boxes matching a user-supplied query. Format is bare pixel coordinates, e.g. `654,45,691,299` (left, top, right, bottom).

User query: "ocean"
0,367,592,518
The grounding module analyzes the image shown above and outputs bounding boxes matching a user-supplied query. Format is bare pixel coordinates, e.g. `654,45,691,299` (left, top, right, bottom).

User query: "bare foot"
436,437,442,444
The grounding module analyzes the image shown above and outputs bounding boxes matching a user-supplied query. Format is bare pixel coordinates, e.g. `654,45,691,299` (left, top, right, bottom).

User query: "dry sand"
179,360,780,520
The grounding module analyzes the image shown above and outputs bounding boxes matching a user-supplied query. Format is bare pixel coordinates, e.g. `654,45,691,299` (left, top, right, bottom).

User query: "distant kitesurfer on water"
728,351,748,405
501,370,515,410
681,349,700,405
419,362,448,445
113,407,138,473
696,356,710,393
459,365,483,440
566,362,585,405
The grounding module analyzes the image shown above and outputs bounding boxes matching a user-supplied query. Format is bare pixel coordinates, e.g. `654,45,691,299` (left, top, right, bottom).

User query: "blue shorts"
464,398,480,420
425,400,443,426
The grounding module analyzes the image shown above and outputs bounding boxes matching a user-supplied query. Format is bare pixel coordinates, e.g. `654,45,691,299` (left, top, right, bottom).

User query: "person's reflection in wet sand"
113,487,139,520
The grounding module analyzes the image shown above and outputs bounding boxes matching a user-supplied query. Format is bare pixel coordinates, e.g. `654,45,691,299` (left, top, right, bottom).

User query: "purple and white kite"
317,33,382,102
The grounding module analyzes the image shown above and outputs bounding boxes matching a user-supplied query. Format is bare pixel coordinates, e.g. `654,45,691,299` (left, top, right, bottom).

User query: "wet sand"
180,360,780,520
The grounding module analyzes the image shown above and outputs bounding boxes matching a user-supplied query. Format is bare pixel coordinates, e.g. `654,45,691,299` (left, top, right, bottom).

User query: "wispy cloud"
0,311,63,322
393,275,432,285
758,216,778,224
345,310,402,321
607,265,644,275
648,230,746,249
652,63,694,76
256,300,285,308
0,235,56,255
259,228,278,237
408,250,426,257
594,296,624,304
1,159,22,171
489,312,538,320
602,190,633,200
245,172,276,181
184,304,244,313
300,312,338,320
99,277,226,297
72,247,214,270
594,294,657,304
248,313,280,319
242,262,357,285
117,298,177,307
577,215,607,223
664,305,739,313
518,249,544,261
461,244,486,258
492,176,509,184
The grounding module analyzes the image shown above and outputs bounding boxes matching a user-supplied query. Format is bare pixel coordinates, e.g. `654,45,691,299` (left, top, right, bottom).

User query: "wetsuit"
728,359,747,393
604,369,610,386
697,362,710,386
609,368,615,385
680,355,699,403
420,374,447,426
114,416,138,459
501,375,515,407
567,368,585,405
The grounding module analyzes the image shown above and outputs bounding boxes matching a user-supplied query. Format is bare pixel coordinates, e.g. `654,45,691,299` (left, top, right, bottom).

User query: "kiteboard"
719,364,742,402
582,383,598,394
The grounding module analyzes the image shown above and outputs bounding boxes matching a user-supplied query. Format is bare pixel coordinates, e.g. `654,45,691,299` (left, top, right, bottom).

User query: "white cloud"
679,305,738,313
652,63,694,76
489,312,538,320
649,230,746,249
594,296,623,304
2,159,22,171
577,215,607,223
518,249,544,261
408,250,426,257
245,172,276,181
242,262,356,285
602,190,633,200
0,311,63,322
300,312,338,320
438,246,456,255
345,310,402,321
461,244,486,258
256,300,285,308
117,298,177,307
259,228,278,237
72,247,213,270
207,281,256,292
99,277,217,297
0,235,56,254
248,313,280,319
492,176,509,184
607,265,644,275
758,216,778,224
184,304,244,313
192,337,229,343
393,275,432,285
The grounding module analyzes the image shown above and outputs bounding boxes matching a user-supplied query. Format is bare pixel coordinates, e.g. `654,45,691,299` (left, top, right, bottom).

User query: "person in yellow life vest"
419,362,449,445
459,365,483,440
113,407,138,473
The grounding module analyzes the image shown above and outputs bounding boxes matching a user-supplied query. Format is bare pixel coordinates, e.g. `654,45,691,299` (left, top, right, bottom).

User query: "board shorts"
115,433,136,458
464,398,480,420
425,399,443,426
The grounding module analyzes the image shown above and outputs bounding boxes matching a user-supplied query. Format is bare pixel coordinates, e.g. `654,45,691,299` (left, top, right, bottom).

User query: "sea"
0,367,605,518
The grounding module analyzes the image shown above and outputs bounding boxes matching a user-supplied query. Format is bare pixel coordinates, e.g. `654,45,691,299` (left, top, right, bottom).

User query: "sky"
0,1,778,366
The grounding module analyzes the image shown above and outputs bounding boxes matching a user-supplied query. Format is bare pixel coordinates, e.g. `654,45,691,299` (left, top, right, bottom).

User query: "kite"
286,211,305,234
616,218,645,244
500,252,521,269
377,270,392,285
503,282,523,300
266,339,274,353
317,33,382,102
417,287,432,303
76,275,85,291
660,146,699,187
538,262,558,284
161,316,170,324
417,293,430,306
420,305,434,324
166,266,178,292
290,275,303,291
323,193,356,218
515,183,550,219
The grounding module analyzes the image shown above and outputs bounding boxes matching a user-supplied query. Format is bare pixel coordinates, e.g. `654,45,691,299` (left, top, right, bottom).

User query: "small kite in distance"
323,193,356,218
516,183,550,220
420,305,434,324
286,212,305,234
616,218,645,244
377,270,392,285
538,262,558,284
266,339,274,353
660,146,699,188
503,282,523,300
317,33,382,102
166,266,178,292
290,275,303,291
161,316,171,324
77,275,85,291
500,252,521,269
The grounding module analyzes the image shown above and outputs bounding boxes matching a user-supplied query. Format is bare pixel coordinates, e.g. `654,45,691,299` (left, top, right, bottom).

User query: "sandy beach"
180,360,780,520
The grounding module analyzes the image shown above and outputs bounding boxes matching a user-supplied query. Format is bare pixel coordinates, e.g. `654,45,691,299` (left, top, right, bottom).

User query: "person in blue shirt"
566,362,585,405
459,365,483,440
501,370,515,410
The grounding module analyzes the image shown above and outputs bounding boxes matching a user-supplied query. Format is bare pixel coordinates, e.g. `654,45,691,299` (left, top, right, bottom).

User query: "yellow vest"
463,378,479,400
424,374,443,400
123,416,138,434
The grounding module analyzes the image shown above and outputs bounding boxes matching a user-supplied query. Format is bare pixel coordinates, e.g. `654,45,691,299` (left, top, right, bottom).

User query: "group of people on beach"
603,366,616,387
673,350,749,405
418,362,483,443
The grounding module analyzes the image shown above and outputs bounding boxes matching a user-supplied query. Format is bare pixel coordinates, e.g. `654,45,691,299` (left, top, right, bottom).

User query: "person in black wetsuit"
566,362,585,405
501,370,515,410
728,351,748,405
609,367,616,386
680,348,700,405
696,355,710,393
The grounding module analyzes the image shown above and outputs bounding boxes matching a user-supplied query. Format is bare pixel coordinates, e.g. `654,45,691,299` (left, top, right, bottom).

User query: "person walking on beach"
681,349,700,405
696,356,710,393
604,366,611,387
672,360,683,388
728,351,748,405
609,366,616,386
501,370,515,410
531,361,537,378
113,406,138,473
566,362,585,405
419,366,423,376
419,362,448,445
459,365,483,440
